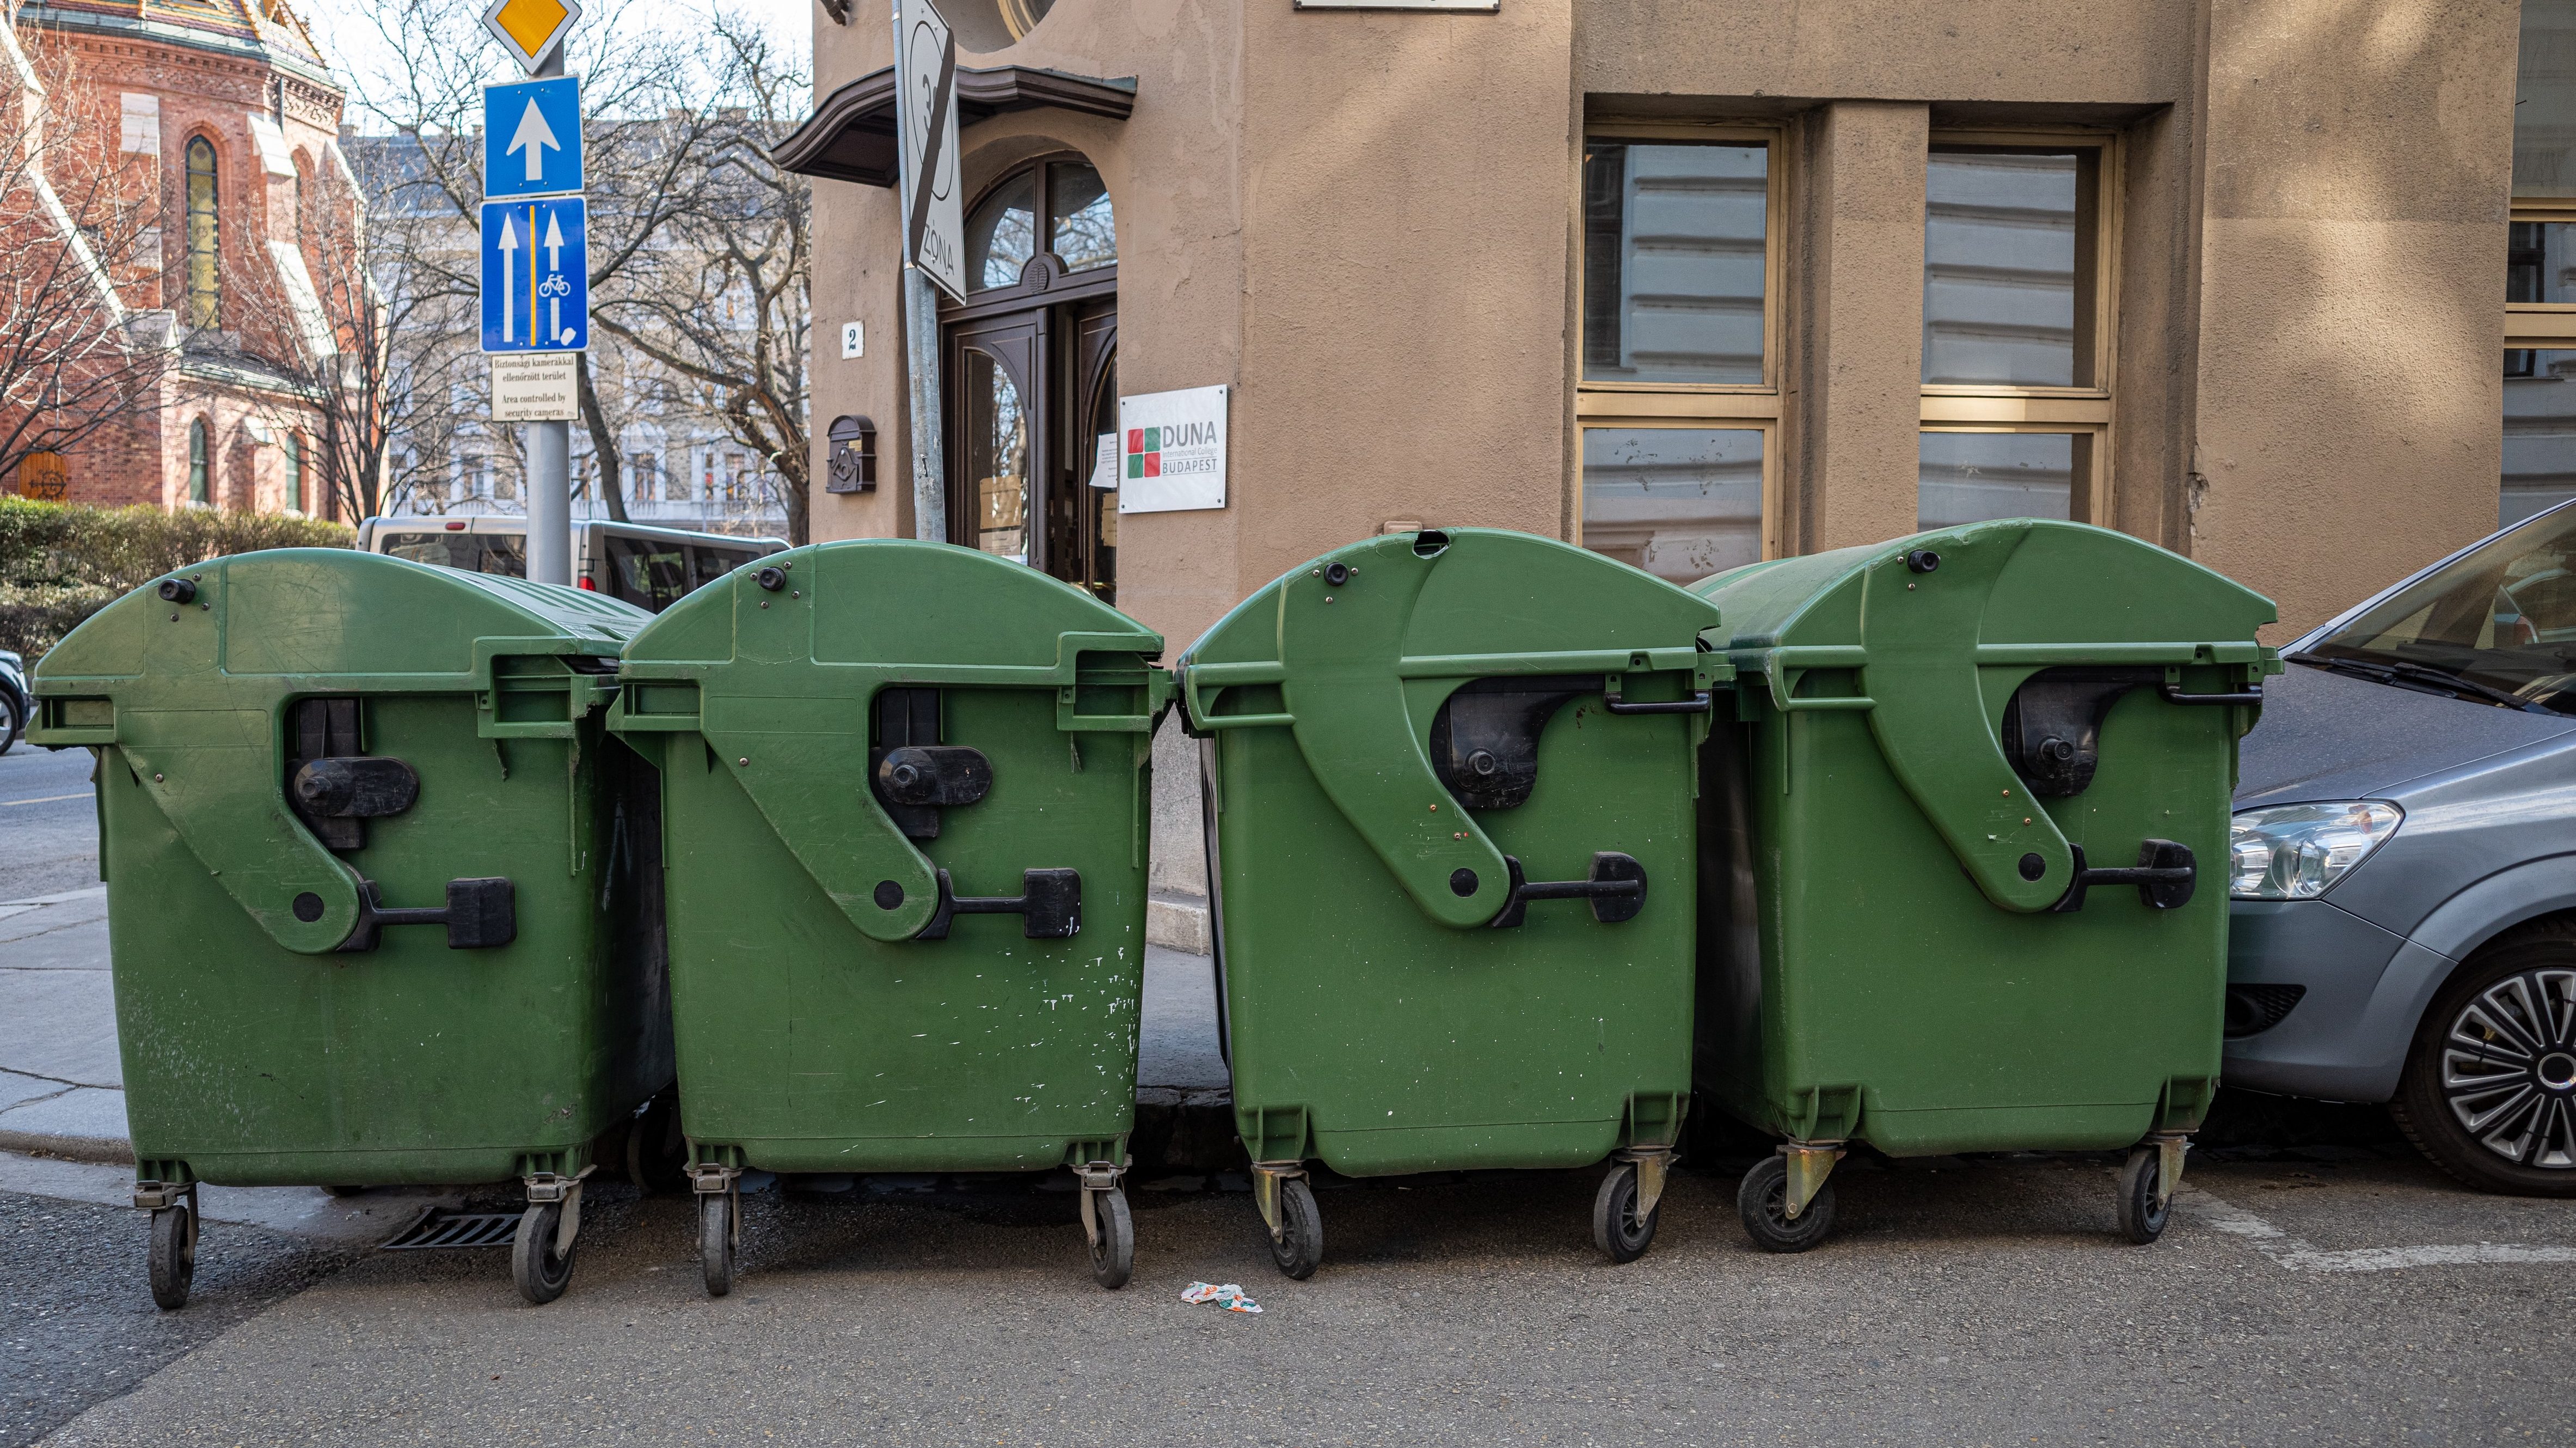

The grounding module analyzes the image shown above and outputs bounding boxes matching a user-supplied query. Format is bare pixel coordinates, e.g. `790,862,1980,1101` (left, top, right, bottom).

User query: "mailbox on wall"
825,415,877,494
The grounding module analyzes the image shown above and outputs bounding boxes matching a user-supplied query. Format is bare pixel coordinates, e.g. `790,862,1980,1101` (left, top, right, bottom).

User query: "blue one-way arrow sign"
482,76,581,200
481,197,587,352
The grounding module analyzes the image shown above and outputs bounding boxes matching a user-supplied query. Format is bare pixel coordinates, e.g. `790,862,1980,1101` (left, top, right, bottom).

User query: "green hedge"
0,499,353,659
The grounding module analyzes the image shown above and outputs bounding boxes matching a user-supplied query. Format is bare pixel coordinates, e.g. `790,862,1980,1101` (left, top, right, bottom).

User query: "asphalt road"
0,744,98,902
0,1192,354,1448
8,1142,2575,1447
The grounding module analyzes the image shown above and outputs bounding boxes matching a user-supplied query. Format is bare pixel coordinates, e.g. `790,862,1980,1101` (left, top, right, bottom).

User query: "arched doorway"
943,156,1117,601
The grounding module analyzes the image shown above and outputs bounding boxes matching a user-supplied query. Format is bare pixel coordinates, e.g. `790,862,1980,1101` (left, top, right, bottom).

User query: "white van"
357,516,789,613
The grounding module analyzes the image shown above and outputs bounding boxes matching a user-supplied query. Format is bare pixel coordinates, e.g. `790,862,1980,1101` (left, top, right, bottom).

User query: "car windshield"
2302,503,2576,713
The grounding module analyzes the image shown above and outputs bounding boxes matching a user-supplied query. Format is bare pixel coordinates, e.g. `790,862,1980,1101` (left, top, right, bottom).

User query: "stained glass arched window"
185,137,219,328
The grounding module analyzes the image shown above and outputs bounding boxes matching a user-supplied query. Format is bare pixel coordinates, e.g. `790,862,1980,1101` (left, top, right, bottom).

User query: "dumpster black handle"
916,867,1082,941
329,876,517,951
1489,852,1647,928
1602,683,1713,715
2049,840,2195,913
2157,682,2264,706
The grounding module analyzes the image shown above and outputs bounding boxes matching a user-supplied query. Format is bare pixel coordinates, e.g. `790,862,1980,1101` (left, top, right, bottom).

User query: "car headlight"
2228,801,2403,900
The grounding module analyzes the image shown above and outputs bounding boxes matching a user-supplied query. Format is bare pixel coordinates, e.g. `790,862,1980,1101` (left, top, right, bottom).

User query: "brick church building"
7,0,353,518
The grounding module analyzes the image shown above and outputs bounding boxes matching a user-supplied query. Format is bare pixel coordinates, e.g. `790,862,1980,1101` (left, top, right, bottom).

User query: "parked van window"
379,530,528,575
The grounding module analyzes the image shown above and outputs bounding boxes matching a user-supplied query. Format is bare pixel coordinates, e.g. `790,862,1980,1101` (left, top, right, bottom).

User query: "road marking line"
1,792,90,807
2185,1188,2576,1272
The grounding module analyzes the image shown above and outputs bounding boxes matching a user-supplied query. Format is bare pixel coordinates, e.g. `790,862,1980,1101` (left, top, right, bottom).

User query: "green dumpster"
1179,528,1728,1278
1689,519,2278,1250
29,549,671,1308
608,540,1168,1296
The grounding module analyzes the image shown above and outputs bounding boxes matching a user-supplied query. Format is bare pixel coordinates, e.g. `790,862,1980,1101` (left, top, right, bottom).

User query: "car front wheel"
2393,919,2576,1196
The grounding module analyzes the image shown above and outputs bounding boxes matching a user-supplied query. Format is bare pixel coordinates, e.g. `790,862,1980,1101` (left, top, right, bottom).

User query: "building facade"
10,0,349,517
791,0,2534,945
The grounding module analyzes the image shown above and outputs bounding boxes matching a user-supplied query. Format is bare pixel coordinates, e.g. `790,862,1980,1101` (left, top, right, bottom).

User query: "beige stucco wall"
1576,0,2192,106
1788,100,1931,551
2189,0,2518,641
798,0,2531,940
806,0,2525,692
805,0,1250,657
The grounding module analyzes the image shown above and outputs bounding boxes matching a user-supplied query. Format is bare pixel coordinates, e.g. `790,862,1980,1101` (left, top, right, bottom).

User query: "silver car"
2228,499,2576,1195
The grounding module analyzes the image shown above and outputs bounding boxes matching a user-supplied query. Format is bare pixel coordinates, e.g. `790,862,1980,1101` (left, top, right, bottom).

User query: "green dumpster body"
1181,529,1728,1177
1689,520,2277,1158
609,541,1166,1177
29,549,670,1189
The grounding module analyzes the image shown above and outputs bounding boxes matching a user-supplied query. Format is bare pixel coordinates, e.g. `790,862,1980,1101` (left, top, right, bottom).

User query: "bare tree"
594,14,813,541
0,24,173,491
347,0,748,526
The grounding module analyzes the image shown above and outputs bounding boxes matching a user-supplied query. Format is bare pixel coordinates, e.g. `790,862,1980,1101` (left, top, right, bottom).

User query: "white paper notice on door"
1090,433,1118,488
1118,384,1227,514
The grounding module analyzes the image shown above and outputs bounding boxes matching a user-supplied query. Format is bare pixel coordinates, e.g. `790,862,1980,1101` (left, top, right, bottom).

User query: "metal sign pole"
523,43,573,585
892,0,946,543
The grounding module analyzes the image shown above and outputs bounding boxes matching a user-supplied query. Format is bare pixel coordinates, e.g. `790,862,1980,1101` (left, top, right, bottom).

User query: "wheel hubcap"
2443,967,2576,1169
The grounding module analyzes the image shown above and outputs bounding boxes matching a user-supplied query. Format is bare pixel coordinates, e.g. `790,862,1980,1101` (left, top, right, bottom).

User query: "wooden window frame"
2506,199,2576,350
1919,129,2121,526
1574,122,1787,559
943,155,1118,323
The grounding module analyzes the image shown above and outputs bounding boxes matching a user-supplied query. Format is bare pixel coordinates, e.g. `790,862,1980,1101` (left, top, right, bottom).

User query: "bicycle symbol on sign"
537,271,575,346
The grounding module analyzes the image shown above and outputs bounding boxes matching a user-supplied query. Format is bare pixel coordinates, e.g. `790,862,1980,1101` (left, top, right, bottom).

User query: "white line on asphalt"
2185,1188,2576,1272
1,792,90,807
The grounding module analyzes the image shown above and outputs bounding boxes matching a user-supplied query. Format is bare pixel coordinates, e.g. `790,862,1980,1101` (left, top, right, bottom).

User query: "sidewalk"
0,886,126,1163
0,887,1233,1169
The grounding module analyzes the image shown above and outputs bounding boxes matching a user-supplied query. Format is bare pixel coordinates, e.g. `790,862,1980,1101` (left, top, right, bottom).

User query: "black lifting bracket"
2050,840,2197,913
915,867,1083,941
316,876,517,951
1601,683,1713,715
1488,852,1648,928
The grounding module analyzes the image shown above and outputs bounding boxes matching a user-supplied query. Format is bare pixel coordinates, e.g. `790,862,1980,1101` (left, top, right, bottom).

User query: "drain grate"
381,1210,523,1250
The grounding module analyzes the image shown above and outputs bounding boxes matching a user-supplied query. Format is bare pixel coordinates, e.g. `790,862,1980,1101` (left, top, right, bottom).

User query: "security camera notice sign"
491,352,579,423
1119,384,1226,514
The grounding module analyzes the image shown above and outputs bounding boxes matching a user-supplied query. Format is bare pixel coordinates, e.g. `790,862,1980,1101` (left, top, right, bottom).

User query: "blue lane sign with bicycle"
482,76,582,200
480,197,587,353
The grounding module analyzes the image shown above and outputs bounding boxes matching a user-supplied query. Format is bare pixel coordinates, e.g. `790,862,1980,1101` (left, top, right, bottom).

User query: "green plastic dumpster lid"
1177,527,1726,928
1689,518,2278,913
610,539,1167,944
28,548,648,954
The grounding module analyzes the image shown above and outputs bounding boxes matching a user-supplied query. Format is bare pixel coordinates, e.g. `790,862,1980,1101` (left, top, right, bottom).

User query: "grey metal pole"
891,0,945,543
526,419,570,584
524,45,573,585
902,266,945,543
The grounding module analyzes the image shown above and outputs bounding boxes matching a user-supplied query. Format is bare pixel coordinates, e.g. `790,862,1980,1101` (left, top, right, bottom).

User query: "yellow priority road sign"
481,0,582,75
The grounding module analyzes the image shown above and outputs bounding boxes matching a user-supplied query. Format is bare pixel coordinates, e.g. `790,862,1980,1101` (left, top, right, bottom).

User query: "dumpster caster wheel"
1737,1155,1835,1254
2117,1147,2171,1244
322,1184,366,1197
1267,1177,1322,1281
148,1203,195,1311
512,1202,576,1306
1592,1160,1659,1264
1085,1187,1134,1291
700,1192,738,1298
